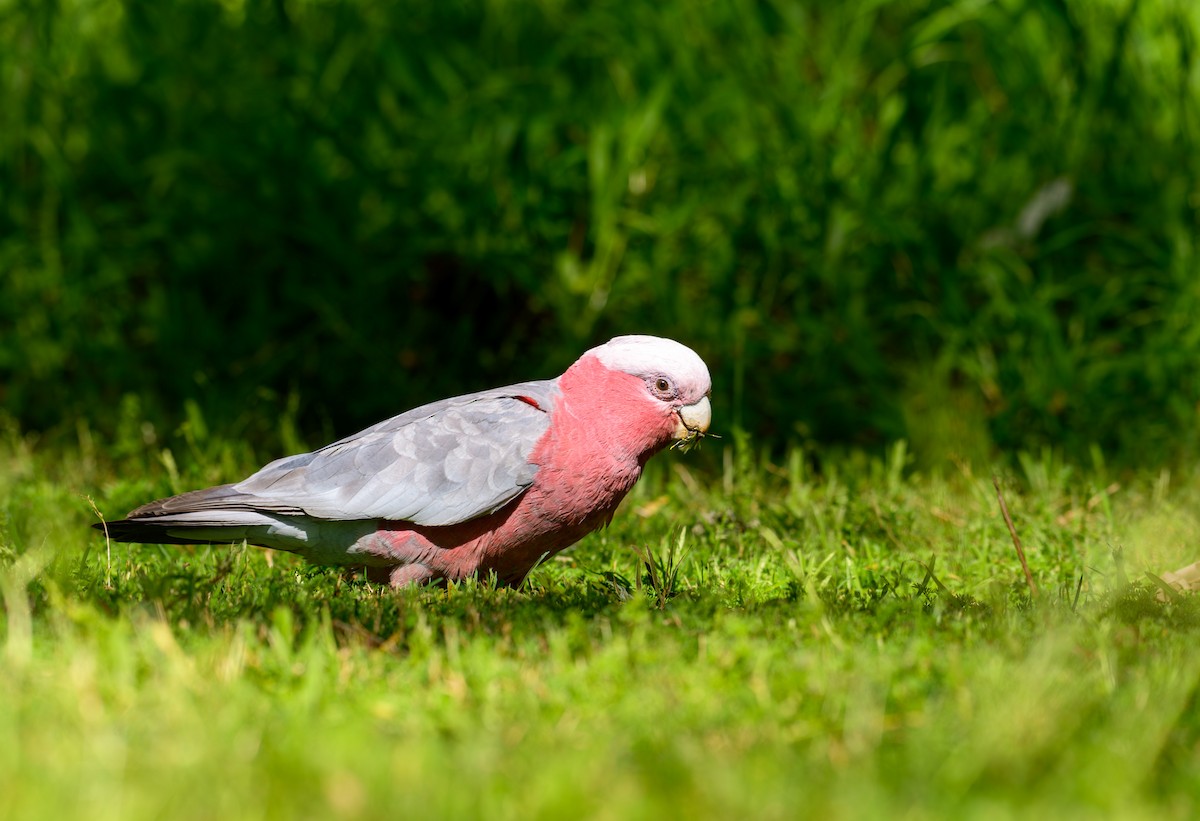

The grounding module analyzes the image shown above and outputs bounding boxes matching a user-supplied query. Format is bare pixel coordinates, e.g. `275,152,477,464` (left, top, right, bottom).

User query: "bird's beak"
674,395,712,443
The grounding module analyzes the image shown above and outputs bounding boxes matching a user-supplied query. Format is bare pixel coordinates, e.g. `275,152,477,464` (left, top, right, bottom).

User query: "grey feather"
221,379,560,525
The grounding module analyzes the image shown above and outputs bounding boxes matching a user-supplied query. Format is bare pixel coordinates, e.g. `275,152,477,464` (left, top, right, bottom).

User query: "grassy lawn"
3,429,1200,819
3,1,1197,817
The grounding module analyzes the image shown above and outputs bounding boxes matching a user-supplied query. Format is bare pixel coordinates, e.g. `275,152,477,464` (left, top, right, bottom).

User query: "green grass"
4,426,1200,819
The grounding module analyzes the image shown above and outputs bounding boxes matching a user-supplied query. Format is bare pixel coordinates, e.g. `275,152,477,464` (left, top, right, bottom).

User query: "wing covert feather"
233,381,558,525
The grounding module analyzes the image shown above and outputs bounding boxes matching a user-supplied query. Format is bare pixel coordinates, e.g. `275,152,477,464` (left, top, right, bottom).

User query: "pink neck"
554,354,677,464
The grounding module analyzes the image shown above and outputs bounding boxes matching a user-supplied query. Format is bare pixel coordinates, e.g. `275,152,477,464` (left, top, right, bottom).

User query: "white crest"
586,335,711,394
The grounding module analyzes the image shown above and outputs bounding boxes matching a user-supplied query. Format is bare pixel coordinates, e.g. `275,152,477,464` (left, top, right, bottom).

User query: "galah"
95,335,712,587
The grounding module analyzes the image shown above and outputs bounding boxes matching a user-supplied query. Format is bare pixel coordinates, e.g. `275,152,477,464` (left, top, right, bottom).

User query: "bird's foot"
365,563,441,588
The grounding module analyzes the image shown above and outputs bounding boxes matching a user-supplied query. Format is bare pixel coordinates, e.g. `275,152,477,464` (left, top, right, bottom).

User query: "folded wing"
129,380,558,527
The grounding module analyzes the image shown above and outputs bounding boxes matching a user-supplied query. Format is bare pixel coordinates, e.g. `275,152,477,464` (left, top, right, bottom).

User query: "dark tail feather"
89,481,301,546
90,519,228,545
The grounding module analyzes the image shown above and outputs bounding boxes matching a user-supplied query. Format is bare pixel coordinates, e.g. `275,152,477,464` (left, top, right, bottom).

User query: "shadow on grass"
49,544,634,649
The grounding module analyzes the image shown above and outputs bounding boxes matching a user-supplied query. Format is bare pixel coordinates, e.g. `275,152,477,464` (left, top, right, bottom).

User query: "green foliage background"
5,4,1200,815
2,0,1198,460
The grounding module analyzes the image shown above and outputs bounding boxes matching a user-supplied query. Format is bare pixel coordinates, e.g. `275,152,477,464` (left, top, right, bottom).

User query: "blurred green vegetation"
2,0,1198,462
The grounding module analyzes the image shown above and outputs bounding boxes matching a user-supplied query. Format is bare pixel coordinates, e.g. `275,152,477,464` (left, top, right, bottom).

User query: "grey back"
234,379,560,525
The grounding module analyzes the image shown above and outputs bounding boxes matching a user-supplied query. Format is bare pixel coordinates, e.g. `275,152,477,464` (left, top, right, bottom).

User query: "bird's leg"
365,563,440,588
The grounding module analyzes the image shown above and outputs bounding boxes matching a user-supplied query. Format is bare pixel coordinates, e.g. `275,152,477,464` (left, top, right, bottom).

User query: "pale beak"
674,395,712,442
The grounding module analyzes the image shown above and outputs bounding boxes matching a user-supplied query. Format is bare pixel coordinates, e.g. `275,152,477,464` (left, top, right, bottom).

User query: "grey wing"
233,380,559,526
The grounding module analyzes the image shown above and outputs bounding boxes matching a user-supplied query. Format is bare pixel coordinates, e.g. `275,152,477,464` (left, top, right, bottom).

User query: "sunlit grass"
3,425,1200,818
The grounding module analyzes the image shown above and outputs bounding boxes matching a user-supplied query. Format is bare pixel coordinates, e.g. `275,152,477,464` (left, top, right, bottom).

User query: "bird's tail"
91,510,276,546
91,517,235,545
89,485,378,565
91,483,300,546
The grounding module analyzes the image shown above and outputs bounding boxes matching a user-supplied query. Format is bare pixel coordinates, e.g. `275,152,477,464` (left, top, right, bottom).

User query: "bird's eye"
654,377,673,395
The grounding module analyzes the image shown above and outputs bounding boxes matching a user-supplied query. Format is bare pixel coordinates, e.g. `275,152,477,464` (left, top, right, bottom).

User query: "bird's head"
581,335,712,450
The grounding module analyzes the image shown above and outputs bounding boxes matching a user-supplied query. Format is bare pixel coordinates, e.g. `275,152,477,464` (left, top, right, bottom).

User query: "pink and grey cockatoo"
96,336,712,587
